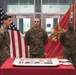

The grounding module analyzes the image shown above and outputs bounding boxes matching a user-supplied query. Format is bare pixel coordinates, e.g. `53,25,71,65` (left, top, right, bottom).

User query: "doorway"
42,14,63,36
11,14,34,34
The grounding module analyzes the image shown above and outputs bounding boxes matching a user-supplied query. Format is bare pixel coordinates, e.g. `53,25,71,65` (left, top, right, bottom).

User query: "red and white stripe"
8,30,28,58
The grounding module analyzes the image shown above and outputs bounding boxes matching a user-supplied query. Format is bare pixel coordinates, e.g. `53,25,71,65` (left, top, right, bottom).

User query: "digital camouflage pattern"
60,30,76,68
0,29,10,66
25,27,48,58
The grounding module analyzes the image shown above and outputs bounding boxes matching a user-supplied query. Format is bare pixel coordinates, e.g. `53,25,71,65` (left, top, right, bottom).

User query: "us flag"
0,6,6,27
0,6,17,30
0,6,28,58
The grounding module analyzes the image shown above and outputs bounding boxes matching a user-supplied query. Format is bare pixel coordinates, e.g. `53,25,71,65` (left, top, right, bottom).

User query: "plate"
58,59,69,62
62,63,72,66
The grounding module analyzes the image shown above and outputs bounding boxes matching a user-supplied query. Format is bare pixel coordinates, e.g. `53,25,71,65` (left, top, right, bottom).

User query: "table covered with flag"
0,58,75,75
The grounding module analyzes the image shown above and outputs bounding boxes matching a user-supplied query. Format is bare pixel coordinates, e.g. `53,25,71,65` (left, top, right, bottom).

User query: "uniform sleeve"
0,31,3,45
60,32,65,46
4,30,10,47
2,30,10,58
43,31,48,45
0,30,10,46
24,31,30,45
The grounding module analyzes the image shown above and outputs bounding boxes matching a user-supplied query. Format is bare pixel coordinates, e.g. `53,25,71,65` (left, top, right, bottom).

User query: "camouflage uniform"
0,28,10,66
25,27,48,58
60,30,76,68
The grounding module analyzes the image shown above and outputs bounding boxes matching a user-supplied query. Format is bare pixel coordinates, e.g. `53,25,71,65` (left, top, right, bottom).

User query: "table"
0,68,1,75
1,58,75,75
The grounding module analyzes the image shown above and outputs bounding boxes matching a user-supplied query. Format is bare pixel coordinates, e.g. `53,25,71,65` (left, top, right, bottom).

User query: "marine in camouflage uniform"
0,15,12,66
60,21,76,68
25,27,48,58
0,28,10,66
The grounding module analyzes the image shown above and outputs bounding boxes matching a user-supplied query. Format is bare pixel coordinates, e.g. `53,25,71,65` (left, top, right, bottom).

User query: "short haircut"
2,15,12,21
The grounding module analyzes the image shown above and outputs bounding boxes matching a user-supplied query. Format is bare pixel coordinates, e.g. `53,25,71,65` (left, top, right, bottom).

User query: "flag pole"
73,3,75,29
73,1,76,29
